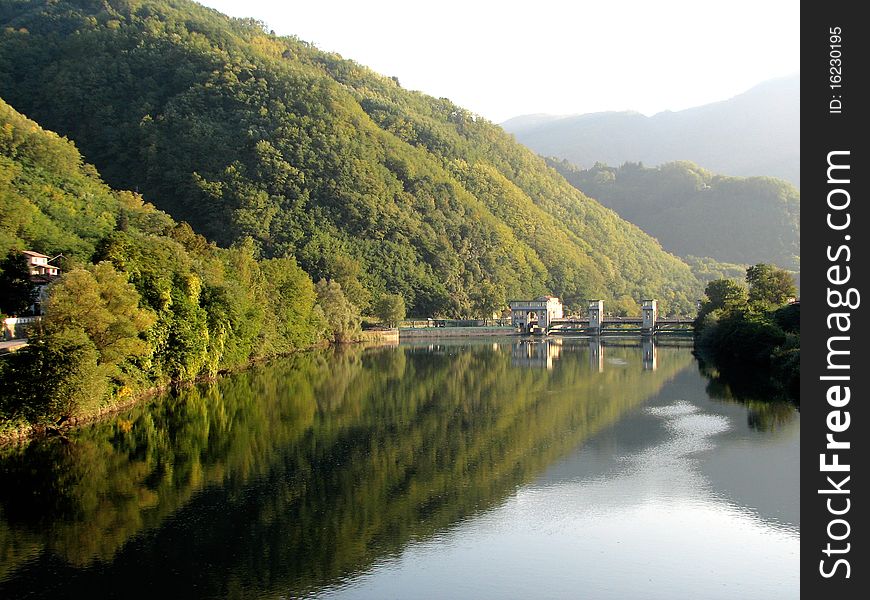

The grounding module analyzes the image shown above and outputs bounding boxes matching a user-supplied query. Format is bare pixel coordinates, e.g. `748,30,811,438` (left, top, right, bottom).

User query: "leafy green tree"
261,257,325,350
326,253,371,311
95,231,210,381
694,270,799,401
315,279,361,343
470,282,505,320
4,262,155,424
42,262,156,365
0,251,34,316
372,293,406,327
611,295,639,317
698,279,748,319
3,328,106,423
746,263,797,309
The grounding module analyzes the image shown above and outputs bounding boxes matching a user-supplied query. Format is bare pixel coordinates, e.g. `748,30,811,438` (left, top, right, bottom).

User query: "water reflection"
0,340,797,599
511,337,563,369
316,352,799,600
698,359,799,431
642,336,657,370
510,337,663,372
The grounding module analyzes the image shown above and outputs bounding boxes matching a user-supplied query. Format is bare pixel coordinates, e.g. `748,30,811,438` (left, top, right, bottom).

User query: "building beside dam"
508,296,564,332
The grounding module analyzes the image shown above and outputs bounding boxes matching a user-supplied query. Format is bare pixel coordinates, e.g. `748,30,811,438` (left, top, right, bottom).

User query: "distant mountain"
0,0,702,315
549,159,800,271
500,114,564,131
504,76,800,187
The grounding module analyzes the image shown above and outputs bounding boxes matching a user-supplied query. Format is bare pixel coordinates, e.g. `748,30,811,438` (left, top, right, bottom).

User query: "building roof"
509,297,563,309
22,250,51,259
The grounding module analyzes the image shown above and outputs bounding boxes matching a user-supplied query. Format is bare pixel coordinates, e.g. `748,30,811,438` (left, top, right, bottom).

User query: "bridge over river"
510,299,694,336
547,315,695,336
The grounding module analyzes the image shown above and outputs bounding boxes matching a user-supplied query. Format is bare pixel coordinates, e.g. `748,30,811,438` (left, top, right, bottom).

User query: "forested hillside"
550,160,800,271
0,0,700,314
503,75,800,187
1,96,327,429
0,97,169,260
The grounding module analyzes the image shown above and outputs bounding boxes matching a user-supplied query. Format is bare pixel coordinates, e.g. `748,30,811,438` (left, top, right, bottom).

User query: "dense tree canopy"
0,96,327,428
549,160,800,272
371,293,406,327
698,279,748,320
694,264,799,400
746,263,797,309
315,279,361,343
43,263,156,365
0,0,701,314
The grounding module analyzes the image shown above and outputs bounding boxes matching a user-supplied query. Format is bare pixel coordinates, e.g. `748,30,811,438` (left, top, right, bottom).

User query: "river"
0,337,799,599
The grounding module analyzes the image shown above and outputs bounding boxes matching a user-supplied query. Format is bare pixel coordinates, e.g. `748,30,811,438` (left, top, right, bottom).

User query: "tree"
0,252,35,316
261,257,325,350
698,279,748,319
43,262,156,365
746,263,797,308
372,293,406,328
611,295,639,317
470,282,506,321
3,327,107,423
315,279,361,343
326,253,371,311
1,262,157,422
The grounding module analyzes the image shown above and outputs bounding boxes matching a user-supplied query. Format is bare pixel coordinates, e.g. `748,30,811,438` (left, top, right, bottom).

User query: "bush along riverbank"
0,241,364,441
693,264,799,402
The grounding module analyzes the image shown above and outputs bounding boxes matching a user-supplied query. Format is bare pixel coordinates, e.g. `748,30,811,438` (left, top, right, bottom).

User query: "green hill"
0,0,700,314
1,95,330,428
549,160,800,272
0,97,174,259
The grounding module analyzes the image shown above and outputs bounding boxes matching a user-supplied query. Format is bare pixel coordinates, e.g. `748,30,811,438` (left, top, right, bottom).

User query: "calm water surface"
0,338,799,599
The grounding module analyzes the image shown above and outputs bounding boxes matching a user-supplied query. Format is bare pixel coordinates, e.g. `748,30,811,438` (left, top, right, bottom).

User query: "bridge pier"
641,299,657,335
587,300,603,336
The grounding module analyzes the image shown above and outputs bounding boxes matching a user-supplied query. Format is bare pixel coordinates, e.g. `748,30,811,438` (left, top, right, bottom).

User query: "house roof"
21,250,51,259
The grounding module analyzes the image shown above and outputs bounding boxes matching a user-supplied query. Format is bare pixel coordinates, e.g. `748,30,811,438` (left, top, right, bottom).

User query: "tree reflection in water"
697,359,797,432
1,340,693,597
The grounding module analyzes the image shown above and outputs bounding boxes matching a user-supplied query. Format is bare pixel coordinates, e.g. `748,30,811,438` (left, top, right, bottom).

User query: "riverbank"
354,329,400,344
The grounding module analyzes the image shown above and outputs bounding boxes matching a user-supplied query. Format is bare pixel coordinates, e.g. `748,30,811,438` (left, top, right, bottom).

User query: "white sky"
198,0,799,123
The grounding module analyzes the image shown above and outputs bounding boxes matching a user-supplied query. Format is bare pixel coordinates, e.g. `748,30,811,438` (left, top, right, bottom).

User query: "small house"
22,250,60,277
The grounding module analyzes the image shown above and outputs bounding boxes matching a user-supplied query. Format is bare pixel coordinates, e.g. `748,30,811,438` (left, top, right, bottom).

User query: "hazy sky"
198,0,799,123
